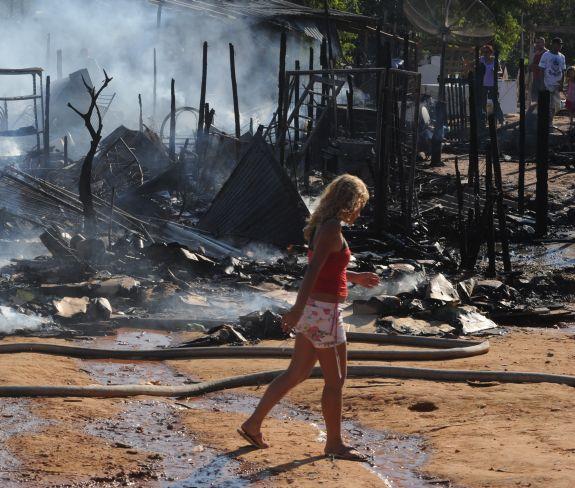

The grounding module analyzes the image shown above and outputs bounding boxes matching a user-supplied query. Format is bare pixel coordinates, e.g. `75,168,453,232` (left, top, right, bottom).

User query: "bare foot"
325,444,367,462
239,422,269,449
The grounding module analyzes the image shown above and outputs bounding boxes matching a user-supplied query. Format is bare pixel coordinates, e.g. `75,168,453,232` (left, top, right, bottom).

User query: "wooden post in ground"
493,46,501,123
63,135,68,165
229,43,241,159
153,48,157,124
403,33,410,71
485,148,496,277
488,114,512,273
198,41,208,133
346,74,354,138
294,60,300,146
169,78,176,162
304,46,314,190
535,90,550,236
138,94,143,132
320,38,328,107
43,75,50,167
455,157,468,267
518,58,526,213
467,71,480,216
277,31,287,166
57,49,63,80
108,187,115,251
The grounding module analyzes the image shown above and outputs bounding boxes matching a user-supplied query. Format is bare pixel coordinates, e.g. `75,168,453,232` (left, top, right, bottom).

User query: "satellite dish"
404,0,495,44
404,0,495,163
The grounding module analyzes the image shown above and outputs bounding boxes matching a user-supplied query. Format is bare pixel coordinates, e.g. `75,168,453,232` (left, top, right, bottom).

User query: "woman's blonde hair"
303,174,369,241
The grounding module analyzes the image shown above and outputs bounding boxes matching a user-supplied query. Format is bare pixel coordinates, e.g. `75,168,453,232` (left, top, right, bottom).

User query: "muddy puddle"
78,330,249,487
512,240,575,269
0,399,50,487
74,329,435,487
184,393,432,487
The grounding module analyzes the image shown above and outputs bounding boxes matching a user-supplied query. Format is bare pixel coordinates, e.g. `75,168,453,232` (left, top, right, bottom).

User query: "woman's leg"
241,334,317,445
315,341,347,453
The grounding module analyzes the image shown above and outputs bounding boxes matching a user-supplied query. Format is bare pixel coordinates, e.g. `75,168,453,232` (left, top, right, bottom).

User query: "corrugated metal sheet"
148,0,376,28
198,133,309,247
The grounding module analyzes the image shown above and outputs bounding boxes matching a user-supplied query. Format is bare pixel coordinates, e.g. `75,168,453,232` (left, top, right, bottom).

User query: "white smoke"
0,0,319,148
0,306,48,334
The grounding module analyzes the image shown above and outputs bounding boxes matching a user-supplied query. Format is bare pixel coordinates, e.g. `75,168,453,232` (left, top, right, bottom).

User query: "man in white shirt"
538,37,566,126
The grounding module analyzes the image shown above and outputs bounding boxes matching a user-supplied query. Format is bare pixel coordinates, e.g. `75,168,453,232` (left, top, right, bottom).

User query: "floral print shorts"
295,299,347,348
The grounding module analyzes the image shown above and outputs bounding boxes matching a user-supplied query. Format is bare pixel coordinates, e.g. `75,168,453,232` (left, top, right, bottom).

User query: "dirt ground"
0,325,573,487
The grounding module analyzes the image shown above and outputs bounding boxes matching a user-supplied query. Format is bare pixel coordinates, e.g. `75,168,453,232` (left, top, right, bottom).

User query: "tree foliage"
301,0,574,64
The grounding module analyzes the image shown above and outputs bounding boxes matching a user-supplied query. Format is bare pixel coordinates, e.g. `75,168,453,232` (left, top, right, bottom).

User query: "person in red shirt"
238,174,379,461
530,37,548,102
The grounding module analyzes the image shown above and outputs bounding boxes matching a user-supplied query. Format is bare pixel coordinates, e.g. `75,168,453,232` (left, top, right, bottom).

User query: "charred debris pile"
0,22,574,344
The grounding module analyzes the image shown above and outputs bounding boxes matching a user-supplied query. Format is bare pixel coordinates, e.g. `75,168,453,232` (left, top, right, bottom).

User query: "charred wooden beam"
535,90,550,236
169,78,176,161
518,59,526,214
229,43,241,159
488,114,512,273
43,75,50,167
198,41,208,132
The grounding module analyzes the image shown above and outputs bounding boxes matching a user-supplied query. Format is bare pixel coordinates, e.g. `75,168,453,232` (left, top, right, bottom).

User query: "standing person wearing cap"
538,37,567,126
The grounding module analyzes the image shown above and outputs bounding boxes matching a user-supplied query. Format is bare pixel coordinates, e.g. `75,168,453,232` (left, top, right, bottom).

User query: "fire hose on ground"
0,332,573,398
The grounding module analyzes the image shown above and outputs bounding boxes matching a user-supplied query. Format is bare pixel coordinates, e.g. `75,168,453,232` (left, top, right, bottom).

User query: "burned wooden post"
304,47,314,190
320,37,328,106
518,58,526,213
108,187,115,251
63,135,68,165
198,41,208,133
485,149,496,277
56,49,63,80
294,60,300,146
346,74,354,138
403,33,410,71
277,31,287,166
153,48,157,124
138,93,143,132
488,114,512,273
277,31,287,136
535,90,550,236
323,0,334,66
467,72,480,209
493,46,501,124
68,71,113,233
169,78,176,161
229,43,241,159
455,157,468,266
307,47,314,126
43,75,50,166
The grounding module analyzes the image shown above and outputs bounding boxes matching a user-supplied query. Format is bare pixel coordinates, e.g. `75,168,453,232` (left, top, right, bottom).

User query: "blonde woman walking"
238,174,379,461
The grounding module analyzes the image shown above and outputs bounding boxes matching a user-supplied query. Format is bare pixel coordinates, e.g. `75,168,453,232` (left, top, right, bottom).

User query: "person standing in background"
538,37,566,127
530,37,548,103
479,45,502,125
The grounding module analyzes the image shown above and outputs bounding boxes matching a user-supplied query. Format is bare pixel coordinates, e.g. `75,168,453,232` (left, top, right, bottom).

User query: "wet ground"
68,329,432,487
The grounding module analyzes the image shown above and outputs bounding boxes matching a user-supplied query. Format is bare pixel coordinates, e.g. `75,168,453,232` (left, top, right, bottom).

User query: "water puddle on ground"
184,393,432,487
0,400,50,487
79,330,248,488
512,240,575,269
78,329,435,487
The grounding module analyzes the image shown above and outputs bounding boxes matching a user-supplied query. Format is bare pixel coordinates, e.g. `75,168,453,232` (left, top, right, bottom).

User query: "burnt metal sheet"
198,133,309,247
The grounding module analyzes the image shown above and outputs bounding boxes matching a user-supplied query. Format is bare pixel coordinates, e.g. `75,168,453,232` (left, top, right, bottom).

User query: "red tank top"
307,245,351,299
